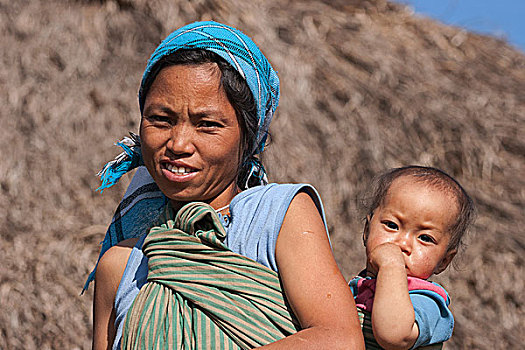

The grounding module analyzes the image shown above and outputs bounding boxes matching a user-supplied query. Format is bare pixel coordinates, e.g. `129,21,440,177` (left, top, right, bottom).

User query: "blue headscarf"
97,21,280,191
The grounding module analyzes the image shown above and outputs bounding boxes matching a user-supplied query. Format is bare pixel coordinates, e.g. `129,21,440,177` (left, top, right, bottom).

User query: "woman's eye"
419,234,436,244
146,115,171,124
383,221,398,230
199,120,222,128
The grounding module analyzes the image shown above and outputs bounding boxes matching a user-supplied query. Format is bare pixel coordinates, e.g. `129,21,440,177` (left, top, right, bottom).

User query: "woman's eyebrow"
143,105,176,115
190,108,226,118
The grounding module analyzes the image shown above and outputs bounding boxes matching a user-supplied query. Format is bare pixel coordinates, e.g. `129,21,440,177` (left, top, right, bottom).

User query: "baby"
349,166,475,349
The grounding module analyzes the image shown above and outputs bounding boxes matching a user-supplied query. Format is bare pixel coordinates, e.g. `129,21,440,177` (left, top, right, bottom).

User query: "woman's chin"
165,191,203,205
154,175,202,203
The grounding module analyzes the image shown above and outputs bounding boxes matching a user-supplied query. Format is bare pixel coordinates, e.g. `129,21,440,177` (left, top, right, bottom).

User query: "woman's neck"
170,183,242,214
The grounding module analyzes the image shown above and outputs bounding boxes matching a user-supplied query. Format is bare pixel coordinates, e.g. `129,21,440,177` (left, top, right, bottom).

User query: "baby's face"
365,177,457,279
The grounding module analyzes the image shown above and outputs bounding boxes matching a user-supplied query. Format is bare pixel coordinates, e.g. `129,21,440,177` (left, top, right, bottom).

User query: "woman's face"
140,63,242,209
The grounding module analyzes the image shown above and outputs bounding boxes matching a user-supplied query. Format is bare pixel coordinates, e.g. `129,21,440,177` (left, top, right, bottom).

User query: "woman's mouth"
164,163,197,175
161,163,198,182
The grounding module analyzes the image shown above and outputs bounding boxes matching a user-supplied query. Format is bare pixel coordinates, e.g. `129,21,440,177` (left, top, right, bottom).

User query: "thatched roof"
1,0,523,348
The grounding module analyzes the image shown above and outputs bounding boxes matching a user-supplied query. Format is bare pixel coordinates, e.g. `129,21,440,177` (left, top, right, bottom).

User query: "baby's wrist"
377,262,407,274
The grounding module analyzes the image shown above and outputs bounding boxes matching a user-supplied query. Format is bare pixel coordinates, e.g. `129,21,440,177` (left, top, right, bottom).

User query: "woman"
91,21,364,349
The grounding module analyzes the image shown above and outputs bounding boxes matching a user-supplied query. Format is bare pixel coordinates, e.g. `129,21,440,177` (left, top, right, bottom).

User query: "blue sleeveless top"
112,183,328,349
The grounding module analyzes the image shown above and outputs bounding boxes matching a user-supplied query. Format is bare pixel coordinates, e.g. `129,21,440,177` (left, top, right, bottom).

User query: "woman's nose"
166,124,195,155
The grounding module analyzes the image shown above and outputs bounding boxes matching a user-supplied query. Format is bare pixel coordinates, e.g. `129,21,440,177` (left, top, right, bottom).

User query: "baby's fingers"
369,243,405,270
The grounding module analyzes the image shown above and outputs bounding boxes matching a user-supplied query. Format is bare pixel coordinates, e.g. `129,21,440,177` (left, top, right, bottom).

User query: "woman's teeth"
165,164,194,174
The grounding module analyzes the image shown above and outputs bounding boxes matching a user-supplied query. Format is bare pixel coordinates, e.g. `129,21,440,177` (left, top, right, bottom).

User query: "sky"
394,0,525,52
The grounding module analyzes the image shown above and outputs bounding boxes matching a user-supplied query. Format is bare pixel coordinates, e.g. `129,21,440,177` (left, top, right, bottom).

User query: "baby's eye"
419,234,436,244
382,221,398,230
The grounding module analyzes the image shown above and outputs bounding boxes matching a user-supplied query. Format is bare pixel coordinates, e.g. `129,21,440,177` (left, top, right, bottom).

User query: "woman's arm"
368,243,419,350
92,238,137,350
257,191,364,349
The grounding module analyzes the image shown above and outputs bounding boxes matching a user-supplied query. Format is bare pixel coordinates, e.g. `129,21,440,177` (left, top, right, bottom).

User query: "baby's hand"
368,243,406,275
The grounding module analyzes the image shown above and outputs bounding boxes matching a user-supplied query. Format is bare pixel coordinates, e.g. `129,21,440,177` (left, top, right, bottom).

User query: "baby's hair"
364,166,475,251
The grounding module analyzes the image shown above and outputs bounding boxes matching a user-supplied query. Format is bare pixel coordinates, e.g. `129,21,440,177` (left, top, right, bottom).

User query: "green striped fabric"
122,202,299,350
357,307,443,350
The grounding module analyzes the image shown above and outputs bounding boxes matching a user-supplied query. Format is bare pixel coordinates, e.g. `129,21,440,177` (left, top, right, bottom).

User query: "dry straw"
0,0,523,348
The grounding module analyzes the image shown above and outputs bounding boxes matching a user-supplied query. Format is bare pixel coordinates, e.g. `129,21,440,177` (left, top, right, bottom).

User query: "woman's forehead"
146,63,220,93
151,63,221,89
144,65,231,111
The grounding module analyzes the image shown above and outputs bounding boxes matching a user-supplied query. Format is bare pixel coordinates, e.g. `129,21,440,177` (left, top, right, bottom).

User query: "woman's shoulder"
233,183,319,204
96,238,139,285
230,183,319,222
231,183,325,223
102,237,139,257
224,183,322,271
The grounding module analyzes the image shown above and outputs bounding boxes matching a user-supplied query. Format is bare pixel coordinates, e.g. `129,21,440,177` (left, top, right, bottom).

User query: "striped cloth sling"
122,202,299,349
357,308,443,350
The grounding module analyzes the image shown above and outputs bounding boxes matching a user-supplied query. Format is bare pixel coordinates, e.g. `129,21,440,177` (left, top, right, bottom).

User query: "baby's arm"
368,243,419,350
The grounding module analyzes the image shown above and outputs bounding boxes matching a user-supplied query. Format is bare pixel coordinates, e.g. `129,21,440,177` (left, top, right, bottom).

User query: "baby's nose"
396,233,412,254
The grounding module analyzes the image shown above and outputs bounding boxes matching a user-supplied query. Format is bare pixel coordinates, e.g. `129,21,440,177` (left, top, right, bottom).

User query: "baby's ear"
363,214,372,246
434,249,457,275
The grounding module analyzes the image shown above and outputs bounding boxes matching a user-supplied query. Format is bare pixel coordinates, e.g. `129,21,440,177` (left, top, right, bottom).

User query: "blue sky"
394,0,525,52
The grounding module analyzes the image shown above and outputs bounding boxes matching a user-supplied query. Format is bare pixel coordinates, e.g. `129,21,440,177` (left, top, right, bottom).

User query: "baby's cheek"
369,234,390,246
416,255,435,279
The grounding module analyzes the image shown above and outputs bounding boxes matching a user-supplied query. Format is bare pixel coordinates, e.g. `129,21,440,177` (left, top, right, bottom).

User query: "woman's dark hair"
140,49,261,189
363,166,476,251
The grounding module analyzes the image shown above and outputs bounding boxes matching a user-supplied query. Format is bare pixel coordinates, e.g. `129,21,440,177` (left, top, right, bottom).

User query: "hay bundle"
0,0,523,348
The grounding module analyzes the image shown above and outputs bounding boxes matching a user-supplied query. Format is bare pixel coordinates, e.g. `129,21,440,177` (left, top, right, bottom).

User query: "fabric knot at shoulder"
148,201,229,251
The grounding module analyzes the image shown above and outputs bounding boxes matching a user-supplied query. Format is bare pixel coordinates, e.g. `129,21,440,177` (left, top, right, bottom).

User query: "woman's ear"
434,249,457,275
